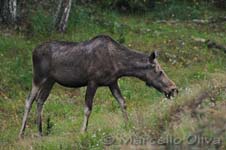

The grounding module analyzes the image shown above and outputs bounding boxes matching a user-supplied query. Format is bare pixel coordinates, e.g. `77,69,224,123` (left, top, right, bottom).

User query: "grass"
0,2,226,150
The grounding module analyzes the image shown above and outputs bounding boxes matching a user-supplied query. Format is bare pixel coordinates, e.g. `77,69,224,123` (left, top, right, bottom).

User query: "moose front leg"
109,82,128,122
81,82,97,132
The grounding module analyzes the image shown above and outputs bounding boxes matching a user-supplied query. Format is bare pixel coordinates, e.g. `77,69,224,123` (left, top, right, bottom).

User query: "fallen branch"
191,17,226,24
192,37,226,53
206,40,226,53
154,17,226,24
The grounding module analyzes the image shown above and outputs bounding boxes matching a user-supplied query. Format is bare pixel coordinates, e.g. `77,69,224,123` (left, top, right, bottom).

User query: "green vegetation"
0,1,226,150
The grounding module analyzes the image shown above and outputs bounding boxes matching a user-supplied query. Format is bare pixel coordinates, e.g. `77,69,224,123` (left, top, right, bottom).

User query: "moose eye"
159,71,163,76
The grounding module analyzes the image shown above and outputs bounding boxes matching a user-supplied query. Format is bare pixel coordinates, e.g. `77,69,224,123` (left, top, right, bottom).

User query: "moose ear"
149,51,158,62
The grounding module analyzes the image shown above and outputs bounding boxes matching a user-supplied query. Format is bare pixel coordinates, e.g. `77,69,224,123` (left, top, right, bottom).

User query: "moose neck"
118,48,149,81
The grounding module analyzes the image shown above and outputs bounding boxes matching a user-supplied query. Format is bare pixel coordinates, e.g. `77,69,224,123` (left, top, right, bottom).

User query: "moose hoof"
80,128,87,134
18,134,24,140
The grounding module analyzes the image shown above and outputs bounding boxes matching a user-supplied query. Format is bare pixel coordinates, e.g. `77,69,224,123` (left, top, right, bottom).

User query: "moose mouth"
165,92,172,99
164,88,178,99
146,82,178,99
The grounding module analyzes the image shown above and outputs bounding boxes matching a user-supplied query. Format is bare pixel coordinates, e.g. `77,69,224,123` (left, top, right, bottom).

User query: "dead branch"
192,37,226,53
206,40,226,53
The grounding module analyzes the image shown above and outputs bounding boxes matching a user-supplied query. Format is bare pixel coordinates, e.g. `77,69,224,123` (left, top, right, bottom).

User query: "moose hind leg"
19,84,39,138
81,82,97,132
109,82,128,122
36,80,54,137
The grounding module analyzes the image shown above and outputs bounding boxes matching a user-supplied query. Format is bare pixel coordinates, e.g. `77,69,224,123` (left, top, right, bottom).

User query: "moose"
19,35,178,138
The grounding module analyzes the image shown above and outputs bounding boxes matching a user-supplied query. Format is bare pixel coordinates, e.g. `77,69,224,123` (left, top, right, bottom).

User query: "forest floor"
0,4,226,150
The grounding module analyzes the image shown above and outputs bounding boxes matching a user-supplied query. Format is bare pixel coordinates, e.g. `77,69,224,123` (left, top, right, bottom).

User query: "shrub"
78,0,155,12
28,9,54,37
213,0,226,9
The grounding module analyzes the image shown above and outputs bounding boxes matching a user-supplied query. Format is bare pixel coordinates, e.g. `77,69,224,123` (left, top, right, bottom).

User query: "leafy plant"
28,9,54,37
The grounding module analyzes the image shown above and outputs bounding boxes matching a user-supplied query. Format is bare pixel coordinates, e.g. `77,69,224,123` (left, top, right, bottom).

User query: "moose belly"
51,69,88,88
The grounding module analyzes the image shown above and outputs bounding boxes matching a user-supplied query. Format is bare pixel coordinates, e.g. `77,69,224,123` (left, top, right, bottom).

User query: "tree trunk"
55,0,72,32
148,0,155,9
214,0,226,9
0,0,17,24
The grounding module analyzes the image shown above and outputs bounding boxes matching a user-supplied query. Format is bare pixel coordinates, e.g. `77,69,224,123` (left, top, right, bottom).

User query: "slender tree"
0,0,17,24
214,0,226,9
55,0,72,32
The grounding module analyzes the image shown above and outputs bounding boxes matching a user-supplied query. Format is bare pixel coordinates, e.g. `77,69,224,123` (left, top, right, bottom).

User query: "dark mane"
53,41,79,46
